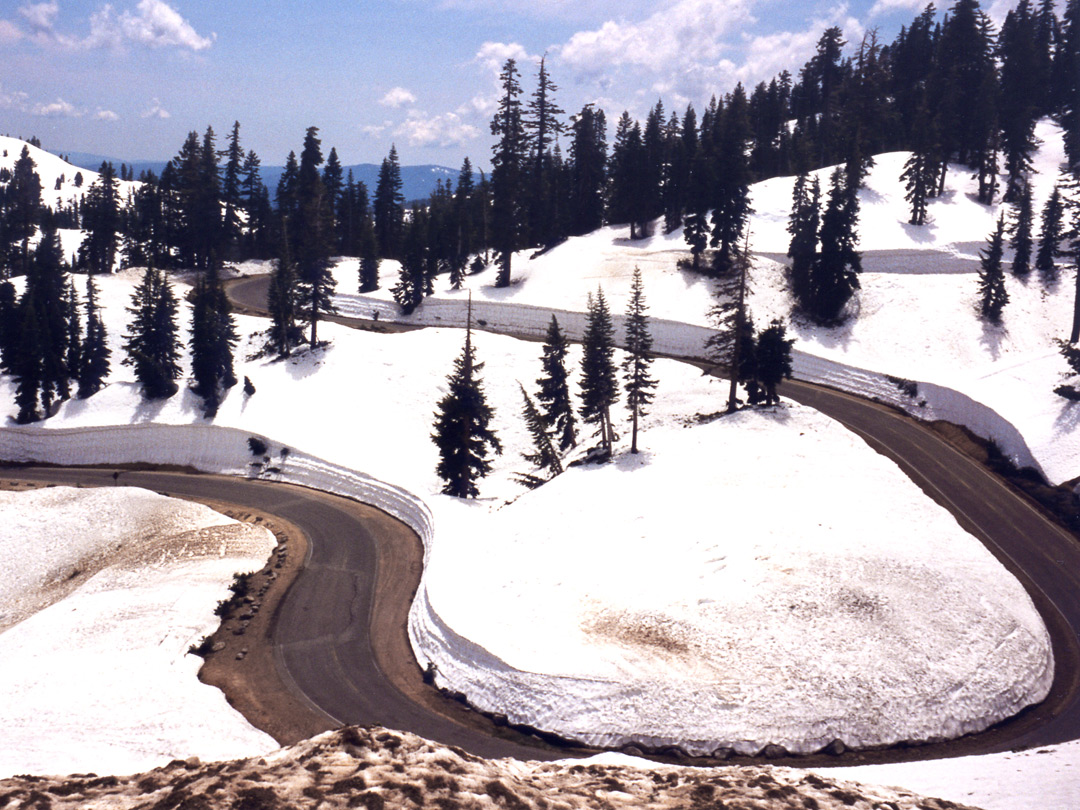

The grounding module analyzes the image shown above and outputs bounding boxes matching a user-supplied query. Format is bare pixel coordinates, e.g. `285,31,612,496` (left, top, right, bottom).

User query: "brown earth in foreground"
0,725,985,810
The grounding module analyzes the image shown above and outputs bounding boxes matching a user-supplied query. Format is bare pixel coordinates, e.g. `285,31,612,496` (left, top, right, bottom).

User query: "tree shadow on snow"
978,318,1007,362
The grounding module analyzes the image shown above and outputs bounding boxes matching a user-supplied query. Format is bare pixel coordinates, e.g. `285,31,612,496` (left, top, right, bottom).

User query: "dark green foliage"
1009,179,1034,277
392,215,428,314
535,315,577,451
374,145,405,259
431,322,502,498
787,172,820,306
220,121,245,260
567,104,607,237
291,127,337,346
266,233,301,359
682,150,712,272
78,161,120,275
999,0,1042,201
709,84,754,276
810,168,861,324
755,319,795,405
14,301,43,423
608,112,648,239
0,278,16,373
621,268,656,453
706,239,753,412
579,288,619,457
4,146,42,277
515,383,563,488
77,274,110,398
122,266,182,399
490,59,526,287
900,103,937,226
523,56,566,248
189,266,238,417
1036,184,1065,284
978,214,1010,324
18,221,73,415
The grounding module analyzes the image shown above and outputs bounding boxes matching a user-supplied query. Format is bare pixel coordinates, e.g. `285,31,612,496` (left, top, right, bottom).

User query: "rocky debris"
0,726,984,810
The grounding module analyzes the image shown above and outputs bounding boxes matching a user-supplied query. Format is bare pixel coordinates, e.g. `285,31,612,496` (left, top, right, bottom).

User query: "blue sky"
0,0,1020,170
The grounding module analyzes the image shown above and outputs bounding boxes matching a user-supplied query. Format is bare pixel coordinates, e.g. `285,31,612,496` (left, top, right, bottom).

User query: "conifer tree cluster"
787,168,862,324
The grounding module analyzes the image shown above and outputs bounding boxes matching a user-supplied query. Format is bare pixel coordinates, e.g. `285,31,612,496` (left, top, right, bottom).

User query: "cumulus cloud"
3,0,213,51
95,108,119,121
31,96,81,117
474,41,532,76
868,0,926,17
0,84,30,110
557,0,754,77
116,0,214,50
380,87,417,108
360,122,390,138
395,110,480,148
140,98,170,118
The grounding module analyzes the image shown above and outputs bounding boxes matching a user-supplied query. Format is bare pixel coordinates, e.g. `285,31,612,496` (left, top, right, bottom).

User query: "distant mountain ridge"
62,151,463,204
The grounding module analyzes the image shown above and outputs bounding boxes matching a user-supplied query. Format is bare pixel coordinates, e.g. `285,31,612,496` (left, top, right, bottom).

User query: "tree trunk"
630,403,639,454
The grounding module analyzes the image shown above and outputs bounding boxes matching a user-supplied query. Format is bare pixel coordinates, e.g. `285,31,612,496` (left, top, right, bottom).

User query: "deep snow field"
2,123,1080,809
0,485,277,777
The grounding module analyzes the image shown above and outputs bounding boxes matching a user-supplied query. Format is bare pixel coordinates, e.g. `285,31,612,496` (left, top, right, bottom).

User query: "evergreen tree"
77,274,111,398
806,168,861,324
755,319,795,405
78,161,121,275
900,102,938,225
567,104,607,236
0,275,16,372
374,145,405,259
322,146,344,236
431,315,502,498
978,214,1009,323
1069,200,1080,343
276,151,300,225
490,59,526,287
24,220,71,412
5,146,42,277
999,1,1042,201
709,84,754,275
1036,184,1066,284
1009,179,1034,277
621,268,656,454
608,112,647,238
523,56,566,247
267,229,301,359
787,172,820,306
515,383,563,489
122,266,182,399
579,288,619,457
357,182,380,293
392,214,429,314
535,315,577,451
682,150,713,271
220,121,245,260
189,265,238,417
64,279,81,388
13,300,43,423
707,238,753,412
291,127,337,346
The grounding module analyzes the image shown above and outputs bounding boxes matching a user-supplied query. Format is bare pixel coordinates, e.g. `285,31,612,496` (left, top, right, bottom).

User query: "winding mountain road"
5,274,1080,767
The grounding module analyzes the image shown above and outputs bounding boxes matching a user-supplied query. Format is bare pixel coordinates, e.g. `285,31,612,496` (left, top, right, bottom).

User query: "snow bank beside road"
0,485,277,778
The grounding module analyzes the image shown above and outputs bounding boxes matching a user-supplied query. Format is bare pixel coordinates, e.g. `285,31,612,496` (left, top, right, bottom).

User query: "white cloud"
31,96,81,117
0,84,30,110
95,108,119,121
557,0,754,77
7,0,214,51
395,110,480,148
18,1,59,32
117,0,214,50
380,87,417,108
140,98,170,118
868,0,926,18
474,41,532,76
0,20,24,44
360,122,390,138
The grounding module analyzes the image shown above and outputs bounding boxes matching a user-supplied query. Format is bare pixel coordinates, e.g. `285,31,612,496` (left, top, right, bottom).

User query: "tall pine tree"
431,310,502,498
535,315,577,451
978,214,1010,324
622,268,656,454
123,266,182,399
579,288,619,457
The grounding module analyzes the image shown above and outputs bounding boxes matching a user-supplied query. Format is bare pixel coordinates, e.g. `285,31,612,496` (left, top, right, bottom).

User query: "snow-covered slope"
0,486,277,777
0,135,138,210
